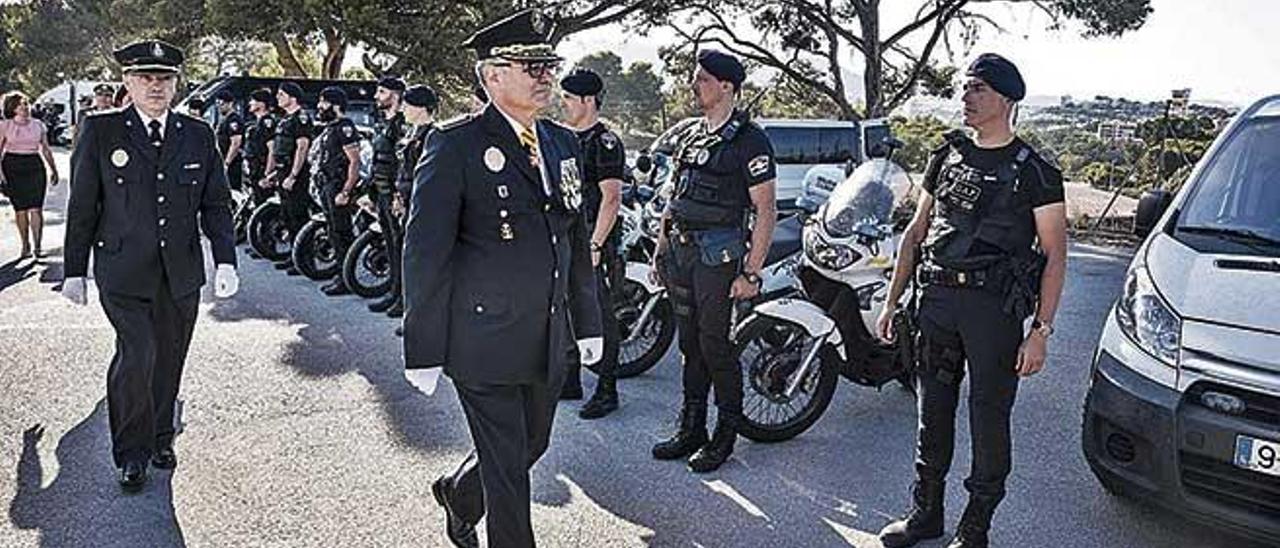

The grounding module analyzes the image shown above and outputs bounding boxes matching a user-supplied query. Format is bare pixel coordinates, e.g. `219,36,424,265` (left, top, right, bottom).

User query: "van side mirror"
635,153,653,175
1134,189,1174,237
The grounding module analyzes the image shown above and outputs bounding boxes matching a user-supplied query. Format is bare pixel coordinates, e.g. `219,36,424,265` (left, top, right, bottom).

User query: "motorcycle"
246,191,292,262
731,145,917,443
341,194,395,299
231,187,256,245
291,137,376,281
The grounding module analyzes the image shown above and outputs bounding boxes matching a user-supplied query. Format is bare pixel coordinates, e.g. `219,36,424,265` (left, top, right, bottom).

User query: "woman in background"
0,91,60,259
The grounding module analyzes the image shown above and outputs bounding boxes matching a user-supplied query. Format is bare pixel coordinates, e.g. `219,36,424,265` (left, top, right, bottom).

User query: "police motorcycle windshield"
821,158,906,239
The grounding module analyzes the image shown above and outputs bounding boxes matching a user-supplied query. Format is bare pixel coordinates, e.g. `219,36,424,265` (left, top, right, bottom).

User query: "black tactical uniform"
367,105,407,312
880,54,1063,548
215,104,243,190
565,119,626,412
271,104,314,267
652,101,776,473
311,89,361,295
241,108,276,205
378,84,439,319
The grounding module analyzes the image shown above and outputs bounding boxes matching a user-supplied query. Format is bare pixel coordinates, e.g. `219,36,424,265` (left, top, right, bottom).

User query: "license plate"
1234,435,1280,477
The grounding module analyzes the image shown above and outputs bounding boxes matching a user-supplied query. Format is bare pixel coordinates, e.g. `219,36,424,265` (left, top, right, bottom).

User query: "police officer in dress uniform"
75,83,117,142
649,50,777,474
377,84,437,322
875,54,1068,548
312,86,362,296
61,39,240,493
367,76,408,314
558,68,626,419
402,9,603,547
269,82,314,275
214,89,244,191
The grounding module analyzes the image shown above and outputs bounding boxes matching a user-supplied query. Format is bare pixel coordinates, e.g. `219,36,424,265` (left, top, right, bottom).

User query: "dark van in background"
179,76,380,132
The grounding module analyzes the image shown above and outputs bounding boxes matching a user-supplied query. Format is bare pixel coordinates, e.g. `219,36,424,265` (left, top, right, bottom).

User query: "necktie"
148,120,163,148
518,126,551,196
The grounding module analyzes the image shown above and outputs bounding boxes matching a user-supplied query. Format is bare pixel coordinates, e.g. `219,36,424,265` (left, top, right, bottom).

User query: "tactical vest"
273,111,304,165
668,111,753,230
922,131,1039,270
313,120,352,186
370,112,405,192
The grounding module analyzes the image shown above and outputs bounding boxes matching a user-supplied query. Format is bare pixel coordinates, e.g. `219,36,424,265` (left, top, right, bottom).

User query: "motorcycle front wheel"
735,313,840,443
599,278,675,379
292,220,340,281
247,202,291,262
342,230,392,299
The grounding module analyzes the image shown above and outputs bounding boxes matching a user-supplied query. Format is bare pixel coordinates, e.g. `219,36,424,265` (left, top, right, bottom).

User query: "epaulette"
174,110,210,129
437,112,479,133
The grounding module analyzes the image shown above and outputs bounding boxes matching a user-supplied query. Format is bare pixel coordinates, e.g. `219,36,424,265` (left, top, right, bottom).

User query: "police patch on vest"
559,158,582,210
601,132,618,149
748,155,771,178
343,125,353,138
695,149,710,165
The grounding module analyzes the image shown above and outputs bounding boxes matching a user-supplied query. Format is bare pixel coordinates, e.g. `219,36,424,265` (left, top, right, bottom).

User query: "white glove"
61,277,88,306
214,264,239,298
578,337,604,366
405,368,443,396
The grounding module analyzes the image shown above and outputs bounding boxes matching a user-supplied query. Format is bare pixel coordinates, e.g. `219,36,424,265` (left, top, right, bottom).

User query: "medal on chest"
559,158,582,211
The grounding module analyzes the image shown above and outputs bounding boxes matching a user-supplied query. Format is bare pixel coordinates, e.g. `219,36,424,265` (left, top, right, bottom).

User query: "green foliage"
889,115,952,173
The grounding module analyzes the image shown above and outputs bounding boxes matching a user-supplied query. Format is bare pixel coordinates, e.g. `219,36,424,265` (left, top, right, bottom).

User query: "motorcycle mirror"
635,153,653,175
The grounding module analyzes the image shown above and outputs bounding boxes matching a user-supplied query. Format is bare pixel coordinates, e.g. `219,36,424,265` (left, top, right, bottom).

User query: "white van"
1081,94,1280,543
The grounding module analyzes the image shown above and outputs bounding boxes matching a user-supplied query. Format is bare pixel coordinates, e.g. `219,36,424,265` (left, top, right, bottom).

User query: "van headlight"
1115,264,1181,365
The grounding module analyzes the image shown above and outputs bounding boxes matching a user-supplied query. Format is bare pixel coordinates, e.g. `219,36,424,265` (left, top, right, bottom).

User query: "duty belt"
917,264,995,289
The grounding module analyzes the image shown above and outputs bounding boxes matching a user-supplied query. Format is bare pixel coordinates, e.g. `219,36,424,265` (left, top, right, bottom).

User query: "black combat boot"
946,494,1000,548
578,378,619,420
652,402,708,460
878,479,946,547
321,279,351,296
688,413,738,473
385,299,404,318
368,295,396,313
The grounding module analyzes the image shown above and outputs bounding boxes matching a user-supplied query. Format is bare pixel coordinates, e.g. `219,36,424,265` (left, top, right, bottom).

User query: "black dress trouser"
99,274,199,467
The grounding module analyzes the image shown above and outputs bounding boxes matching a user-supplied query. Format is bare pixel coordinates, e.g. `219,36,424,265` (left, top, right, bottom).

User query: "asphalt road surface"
0,151,1268,547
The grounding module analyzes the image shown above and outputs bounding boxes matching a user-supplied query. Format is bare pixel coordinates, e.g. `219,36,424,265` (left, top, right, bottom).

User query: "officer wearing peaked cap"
62,39,239,493
876,53,1067,548
403,9,602,548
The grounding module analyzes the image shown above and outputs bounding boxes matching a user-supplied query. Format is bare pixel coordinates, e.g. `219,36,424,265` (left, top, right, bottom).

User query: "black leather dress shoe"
431,477,479,548
285,267,302,276
119,461,148,493
385,301,403,318
151,447,177,470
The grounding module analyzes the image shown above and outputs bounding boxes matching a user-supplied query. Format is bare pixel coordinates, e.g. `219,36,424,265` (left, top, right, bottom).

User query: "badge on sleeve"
601,132,618,150
558,158,582,210
484,147,506,173
110,149,130,168
342,125,353,138
748,155,771,178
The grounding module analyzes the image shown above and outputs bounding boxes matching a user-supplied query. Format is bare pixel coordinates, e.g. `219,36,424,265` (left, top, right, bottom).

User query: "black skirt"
1,153,47,211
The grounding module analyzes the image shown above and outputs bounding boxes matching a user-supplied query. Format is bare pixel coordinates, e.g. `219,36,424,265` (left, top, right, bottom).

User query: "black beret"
214,89,234,103
249,88,273,104
967,53,1025,101
403,85,439,110
113,39,184,73
93,83,115,96
462,9,561,62
560,69,603,97
377,76,406,93
278,82,305,101
319,86,348,109
697,49,745,89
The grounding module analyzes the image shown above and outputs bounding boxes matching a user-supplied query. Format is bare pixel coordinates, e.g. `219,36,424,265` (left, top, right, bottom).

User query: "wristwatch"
1031,319,1054,339
742,271,762,286
590,241,604,252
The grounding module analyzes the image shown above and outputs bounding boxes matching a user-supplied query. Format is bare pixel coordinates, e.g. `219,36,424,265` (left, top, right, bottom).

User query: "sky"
560,0,1280,107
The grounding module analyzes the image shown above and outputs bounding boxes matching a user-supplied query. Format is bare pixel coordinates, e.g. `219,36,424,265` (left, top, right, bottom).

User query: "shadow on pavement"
8,400,187,548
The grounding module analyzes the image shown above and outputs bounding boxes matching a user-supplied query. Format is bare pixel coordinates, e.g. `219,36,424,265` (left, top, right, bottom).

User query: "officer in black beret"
214,89,244,191
268,81,314,275
650,49,777,474
404,9,602,548
876,53,1067,548
242,88,277,233
379,84,438,326
61,39,239,493
558,67,626,419
367,76,409,314
312,86,362,296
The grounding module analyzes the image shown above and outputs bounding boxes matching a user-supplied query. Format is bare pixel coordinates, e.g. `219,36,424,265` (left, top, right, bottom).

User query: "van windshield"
1177,116,1280,256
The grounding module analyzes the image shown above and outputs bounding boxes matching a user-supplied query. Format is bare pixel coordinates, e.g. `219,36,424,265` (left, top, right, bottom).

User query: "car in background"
179,76,380,133
1081,94,1280,544
634,117,884,212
